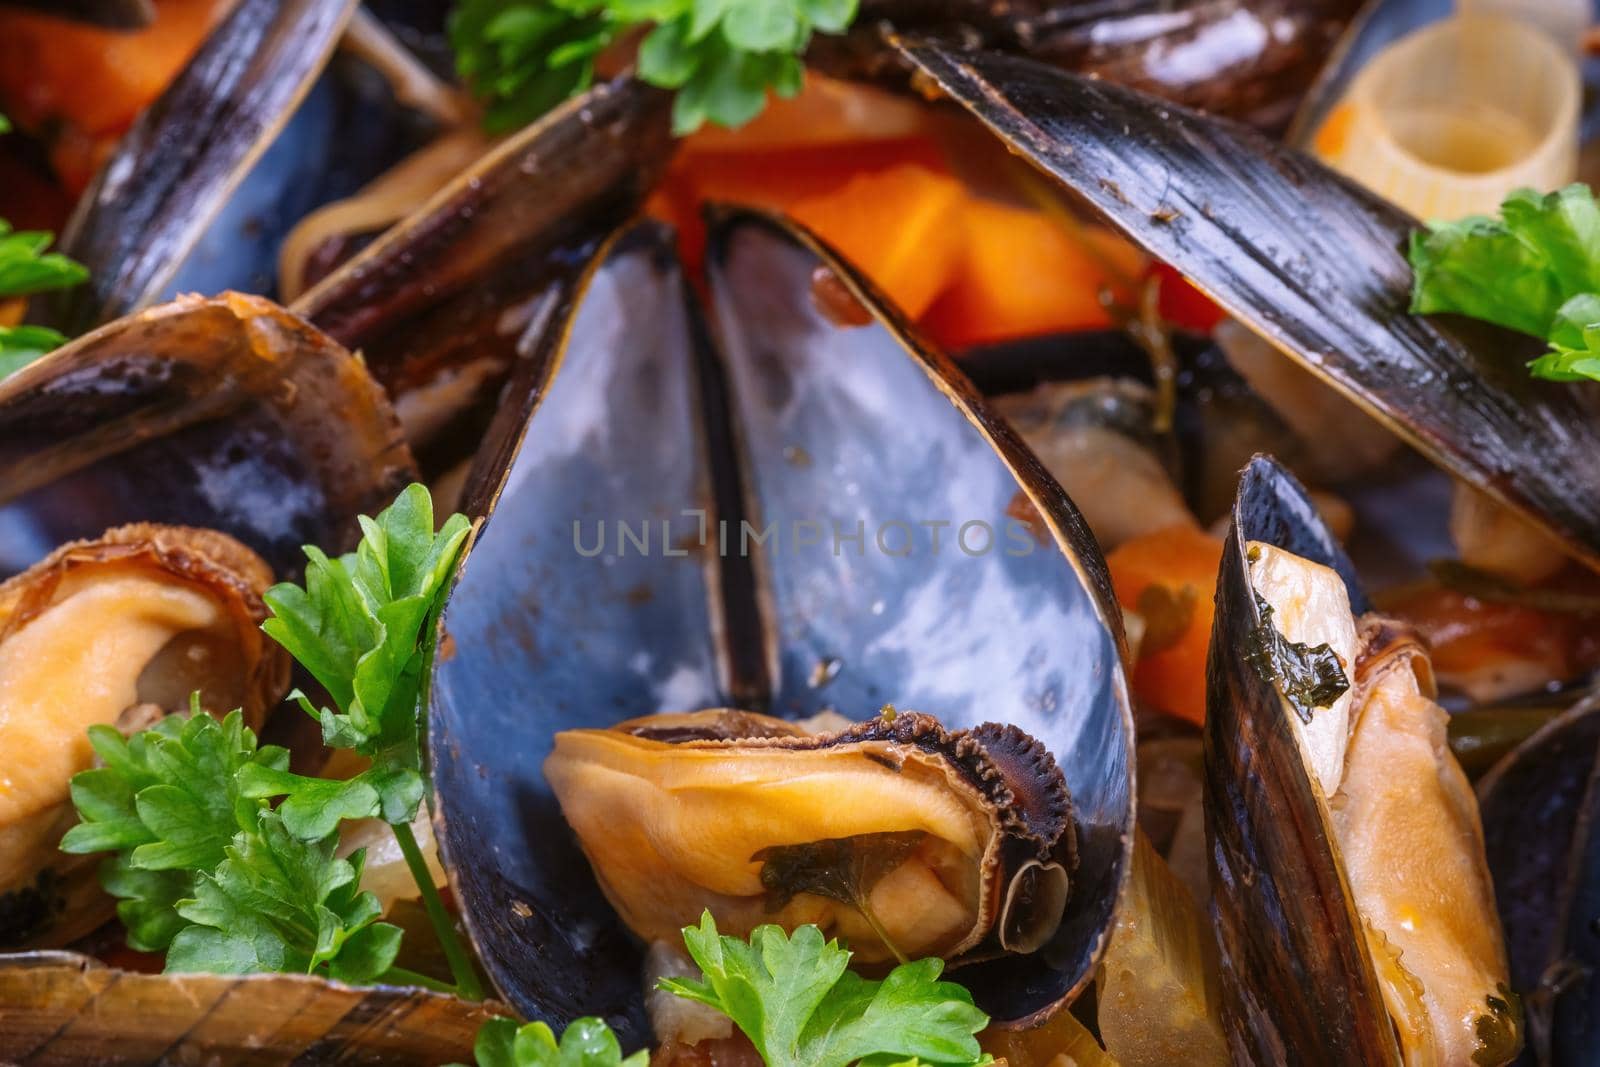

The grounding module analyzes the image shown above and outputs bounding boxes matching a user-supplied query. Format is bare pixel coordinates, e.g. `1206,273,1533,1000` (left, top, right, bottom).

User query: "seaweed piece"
1244,594,1350,724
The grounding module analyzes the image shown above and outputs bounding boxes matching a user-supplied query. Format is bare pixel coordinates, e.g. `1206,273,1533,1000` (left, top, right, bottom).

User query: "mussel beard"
545,710,1075,967
1250,546,1516,1066
0,524,287,947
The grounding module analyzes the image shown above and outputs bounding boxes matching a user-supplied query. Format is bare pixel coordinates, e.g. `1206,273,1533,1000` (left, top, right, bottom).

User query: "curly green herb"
659,911,993,1067
454,1016,648,1067
1410,183,1600,384
61,702,412,985
449,0,860,135
61,485,482,997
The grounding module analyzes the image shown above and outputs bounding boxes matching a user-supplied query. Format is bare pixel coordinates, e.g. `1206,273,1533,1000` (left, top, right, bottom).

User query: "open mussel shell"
899,42,1600,572
1479,694,1600,1064
0,293,416,580
429,210,1135,1041
1203,456,1397,1064
292,74,675,475
0,952,501,1065
33,0,361,336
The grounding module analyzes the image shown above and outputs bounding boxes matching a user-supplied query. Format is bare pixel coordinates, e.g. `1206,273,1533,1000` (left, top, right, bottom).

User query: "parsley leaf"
658,911,992,1067
0,219,89,300
0,172,89,380
0,323,68,379
60,705,290,951
61,707,399,981
167,812,401,983
1409,184,1600,383
250,483,471,834
250,481,484,998
450,0,860,136
459,1016,649,1067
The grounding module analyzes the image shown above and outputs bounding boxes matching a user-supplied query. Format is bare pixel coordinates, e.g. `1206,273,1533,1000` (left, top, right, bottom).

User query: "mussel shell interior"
0,296,416,580
1203,455,1399,1065
706,213,1131,1017
429,212,1135,1039
900,42,1600,572
431,224,719,1039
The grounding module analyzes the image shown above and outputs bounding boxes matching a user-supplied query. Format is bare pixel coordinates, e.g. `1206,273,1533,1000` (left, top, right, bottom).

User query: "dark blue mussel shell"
1478,696,1600,1067
428,210,1136,1042
1203,455,1399,1065
0,294,415,581
899,41,1600,573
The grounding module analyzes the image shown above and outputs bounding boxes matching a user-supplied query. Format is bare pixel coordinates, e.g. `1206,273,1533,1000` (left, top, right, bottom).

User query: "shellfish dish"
4,0,1600,1064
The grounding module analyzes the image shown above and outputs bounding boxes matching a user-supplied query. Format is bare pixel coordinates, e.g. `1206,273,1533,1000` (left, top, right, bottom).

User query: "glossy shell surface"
0,293,415,580
429,212,1135,1042
900,42,1600,572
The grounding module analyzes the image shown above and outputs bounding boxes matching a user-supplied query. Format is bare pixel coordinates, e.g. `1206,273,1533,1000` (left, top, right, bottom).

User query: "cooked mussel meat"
1206,457,1516,1066
0,523,287,949
547,709,1075,967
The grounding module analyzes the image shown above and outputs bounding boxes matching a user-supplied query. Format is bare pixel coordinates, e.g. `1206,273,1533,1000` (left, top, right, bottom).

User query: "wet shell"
0,292,416,580
900,41,1600,571
1203,456,1516,1066
35,0,361,335
428,213,1135,1041
0,952,501,1066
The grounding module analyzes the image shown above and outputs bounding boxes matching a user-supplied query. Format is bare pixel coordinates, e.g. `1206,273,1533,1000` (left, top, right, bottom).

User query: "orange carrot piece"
1106,524,1224,726
787,162,966,320
922,197,1146,350
0,0,221,138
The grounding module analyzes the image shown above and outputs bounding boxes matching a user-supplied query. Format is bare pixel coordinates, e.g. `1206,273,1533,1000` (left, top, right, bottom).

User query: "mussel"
0,523,286,949
546,709,1076,966
428,210,1136,1042
32,0,362,336
900,40,1600,571
1478,694,1600,1064
1204,456,1516,1065
0,293,414,579
816,0,1363,131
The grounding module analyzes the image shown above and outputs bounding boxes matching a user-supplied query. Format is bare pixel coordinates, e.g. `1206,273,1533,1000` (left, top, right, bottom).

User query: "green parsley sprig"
455,913,991,1066
449,0,860,135
0,111,89,379
62,484,482,998
245,482,481,997
660,911,993,1067
0,218,88,378
456,1017,649,1067
1410,183,1600,383
60,703,420,986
